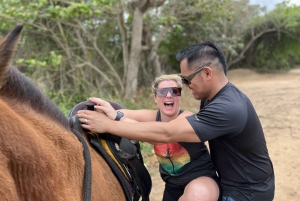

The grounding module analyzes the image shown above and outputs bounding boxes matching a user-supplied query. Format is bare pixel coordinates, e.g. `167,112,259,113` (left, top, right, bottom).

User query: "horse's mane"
0,67,70,129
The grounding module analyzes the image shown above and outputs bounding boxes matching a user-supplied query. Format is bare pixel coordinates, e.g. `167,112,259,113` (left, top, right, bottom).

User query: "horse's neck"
0,99,83,199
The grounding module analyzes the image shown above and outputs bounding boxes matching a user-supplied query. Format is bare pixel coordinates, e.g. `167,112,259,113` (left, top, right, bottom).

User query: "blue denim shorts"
222,196,235,201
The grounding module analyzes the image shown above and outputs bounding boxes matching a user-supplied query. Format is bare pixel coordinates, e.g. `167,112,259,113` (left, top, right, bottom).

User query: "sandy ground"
145,68,300,201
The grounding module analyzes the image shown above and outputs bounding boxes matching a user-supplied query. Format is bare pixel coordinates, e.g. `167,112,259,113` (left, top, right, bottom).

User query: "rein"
70,118,92,201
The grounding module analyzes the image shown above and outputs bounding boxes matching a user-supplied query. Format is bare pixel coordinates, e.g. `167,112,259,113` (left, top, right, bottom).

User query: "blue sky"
249,0,300,10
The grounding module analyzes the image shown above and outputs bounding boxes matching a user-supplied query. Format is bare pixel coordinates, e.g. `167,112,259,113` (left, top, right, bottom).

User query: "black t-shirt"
186,82,275,201
154,110,217,186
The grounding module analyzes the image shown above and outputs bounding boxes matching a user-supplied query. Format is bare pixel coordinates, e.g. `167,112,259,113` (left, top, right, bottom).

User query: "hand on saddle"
77,99,113,134
89,97,118,120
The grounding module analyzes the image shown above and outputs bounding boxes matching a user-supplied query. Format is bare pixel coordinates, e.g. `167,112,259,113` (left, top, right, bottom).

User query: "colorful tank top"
154,109,189,175
154,109,216,185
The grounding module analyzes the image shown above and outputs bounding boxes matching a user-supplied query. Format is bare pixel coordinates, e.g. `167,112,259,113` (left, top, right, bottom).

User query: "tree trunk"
124,0,167,99
124,7,143,99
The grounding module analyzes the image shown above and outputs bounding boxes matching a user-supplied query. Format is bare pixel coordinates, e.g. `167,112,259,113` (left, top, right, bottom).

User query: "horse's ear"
0,24,23,87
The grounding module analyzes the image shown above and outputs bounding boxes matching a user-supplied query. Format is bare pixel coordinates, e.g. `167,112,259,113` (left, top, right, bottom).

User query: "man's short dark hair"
176,40,227,75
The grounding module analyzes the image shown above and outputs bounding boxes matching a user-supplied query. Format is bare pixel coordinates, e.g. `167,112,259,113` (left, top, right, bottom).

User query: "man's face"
180,59,209,100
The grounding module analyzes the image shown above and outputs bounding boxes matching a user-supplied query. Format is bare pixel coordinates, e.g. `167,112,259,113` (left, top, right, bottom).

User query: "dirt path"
145,68,300,201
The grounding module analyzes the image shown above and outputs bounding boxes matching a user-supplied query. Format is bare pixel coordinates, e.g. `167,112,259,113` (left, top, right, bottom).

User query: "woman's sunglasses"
155,87,182,97
180,62,212,85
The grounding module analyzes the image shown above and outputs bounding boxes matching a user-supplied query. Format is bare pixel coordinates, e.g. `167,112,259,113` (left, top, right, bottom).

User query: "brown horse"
0,25,125,200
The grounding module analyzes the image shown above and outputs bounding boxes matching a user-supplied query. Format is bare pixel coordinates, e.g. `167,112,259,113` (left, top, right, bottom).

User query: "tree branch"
228,28,277,68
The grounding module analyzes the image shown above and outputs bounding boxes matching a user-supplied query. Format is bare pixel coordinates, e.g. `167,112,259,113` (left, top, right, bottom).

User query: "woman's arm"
90,97,157,122
119,109,157,122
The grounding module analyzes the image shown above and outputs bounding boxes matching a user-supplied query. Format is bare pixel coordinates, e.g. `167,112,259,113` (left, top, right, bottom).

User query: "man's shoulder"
216,83,248,105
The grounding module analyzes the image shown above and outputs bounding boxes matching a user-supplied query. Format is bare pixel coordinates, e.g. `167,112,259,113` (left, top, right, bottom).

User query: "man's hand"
76,109,112,134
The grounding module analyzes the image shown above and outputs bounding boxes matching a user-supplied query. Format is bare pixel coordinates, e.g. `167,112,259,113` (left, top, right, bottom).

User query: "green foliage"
109,87,156,110
241,3,300,72
140,142,154,158
158,0,237,70
17,51,62,70
48,89,90,116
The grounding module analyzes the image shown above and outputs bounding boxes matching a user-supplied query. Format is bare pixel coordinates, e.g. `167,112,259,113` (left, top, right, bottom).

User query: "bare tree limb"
116,2,129,82
228,28,277,68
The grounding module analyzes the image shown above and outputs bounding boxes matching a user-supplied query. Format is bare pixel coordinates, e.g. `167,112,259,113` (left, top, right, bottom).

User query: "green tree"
1,0,298,112
0,0,125,108
0,0,231,103
241,3,300,71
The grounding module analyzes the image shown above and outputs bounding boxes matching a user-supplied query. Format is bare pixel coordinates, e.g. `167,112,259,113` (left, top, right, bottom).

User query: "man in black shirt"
77,41,275,201
186,81,275,200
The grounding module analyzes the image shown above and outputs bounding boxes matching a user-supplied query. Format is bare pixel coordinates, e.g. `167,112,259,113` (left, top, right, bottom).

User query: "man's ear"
204,67,211,76
203,67,214,81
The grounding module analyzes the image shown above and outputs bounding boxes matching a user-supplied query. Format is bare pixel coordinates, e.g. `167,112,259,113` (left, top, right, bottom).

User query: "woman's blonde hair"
151,74,182,94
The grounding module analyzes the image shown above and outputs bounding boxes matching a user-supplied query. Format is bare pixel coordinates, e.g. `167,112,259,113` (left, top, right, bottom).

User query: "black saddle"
68,101,152,201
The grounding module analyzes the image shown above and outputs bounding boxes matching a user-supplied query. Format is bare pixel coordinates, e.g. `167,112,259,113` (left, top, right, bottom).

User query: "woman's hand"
89,97,118,120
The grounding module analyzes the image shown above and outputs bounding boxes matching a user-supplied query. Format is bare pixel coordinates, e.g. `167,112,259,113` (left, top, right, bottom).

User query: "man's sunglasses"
180,62,212,85
155,87,182,97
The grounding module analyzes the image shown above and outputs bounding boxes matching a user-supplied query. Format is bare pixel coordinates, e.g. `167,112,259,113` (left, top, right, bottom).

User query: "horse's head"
0,25,23,88
0,25,69,129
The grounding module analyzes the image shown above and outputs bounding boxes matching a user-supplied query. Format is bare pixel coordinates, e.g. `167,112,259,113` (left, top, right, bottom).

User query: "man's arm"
77,110,201,144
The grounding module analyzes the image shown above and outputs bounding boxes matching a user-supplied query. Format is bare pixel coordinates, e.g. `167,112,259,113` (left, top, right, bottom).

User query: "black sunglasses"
180,62,212,85
155,87,182,97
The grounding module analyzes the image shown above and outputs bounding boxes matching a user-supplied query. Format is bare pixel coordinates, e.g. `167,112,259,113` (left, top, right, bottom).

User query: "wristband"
114,111,124,121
